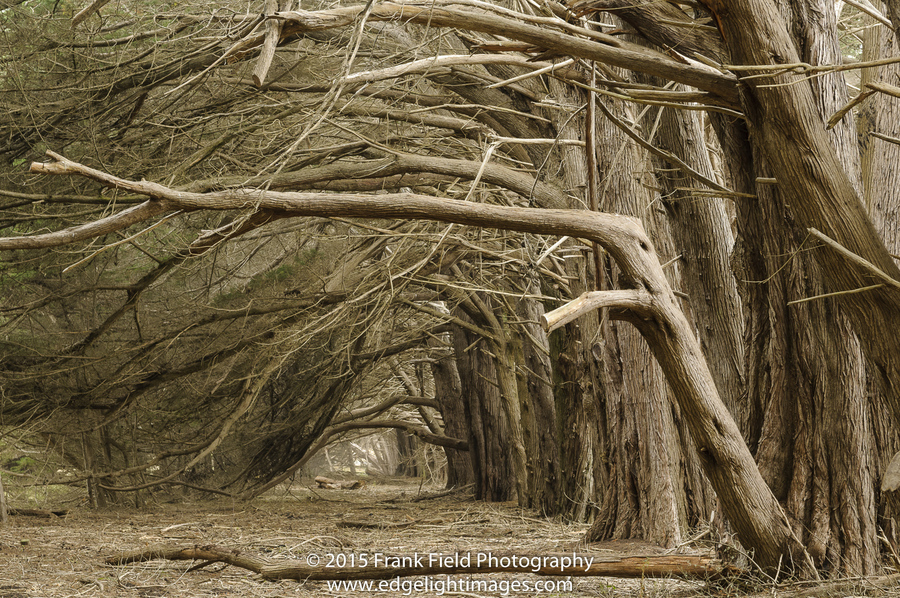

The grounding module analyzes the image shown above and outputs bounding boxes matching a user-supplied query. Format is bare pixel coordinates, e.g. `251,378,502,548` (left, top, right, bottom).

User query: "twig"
807,228,900,290
786,283,884,305
72,0,113,27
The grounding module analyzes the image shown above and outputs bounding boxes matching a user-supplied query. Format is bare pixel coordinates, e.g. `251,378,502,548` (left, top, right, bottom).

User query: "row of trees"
2,0,900,578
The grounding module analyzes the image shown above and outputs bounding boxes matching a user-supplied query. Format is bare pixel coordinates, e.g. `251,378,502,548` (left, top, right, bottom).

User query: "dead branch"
337,517,444,528
0,198,172,250
186,152,570,209
8,508,70,518
72,0,113,27
315,476,365,490
407,483,474,502
251,0,283,87
105,544,740,581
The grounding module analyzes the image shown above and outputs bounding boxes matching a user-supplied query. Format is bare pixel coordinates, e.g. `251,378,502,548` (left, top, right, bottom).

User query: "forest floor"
0,478,897,598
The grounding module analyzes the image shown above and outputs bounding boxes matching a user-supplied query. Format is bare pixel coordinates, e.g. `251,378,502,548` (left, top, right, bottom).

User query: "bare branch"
72,0,113,27
0,199,172,250
251,0,284,87
542,290,652,331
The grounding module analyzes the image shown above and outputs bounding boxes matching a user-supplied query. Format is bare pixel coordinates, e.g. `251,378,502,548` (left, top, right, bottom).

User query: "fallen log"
337,518,445,529
105,544,741,581
314,476,365,490
8,508,69,518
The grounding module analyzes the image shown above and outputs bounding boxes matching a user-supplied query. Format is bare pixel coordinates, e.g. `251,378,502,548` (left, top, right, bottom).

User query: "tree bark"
703,0,887,574
583,75,692,550
859,8,900,553
450,314,515,501
514,275,561,514
429,330,475,489
702,0,900,432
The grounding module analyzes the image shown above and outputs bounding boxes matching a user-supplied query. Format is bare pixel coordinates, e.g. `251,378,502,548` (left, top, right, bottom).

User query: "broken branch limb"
105,544,739,581
541,290,651,331
808,227,900,291
251,0,283,87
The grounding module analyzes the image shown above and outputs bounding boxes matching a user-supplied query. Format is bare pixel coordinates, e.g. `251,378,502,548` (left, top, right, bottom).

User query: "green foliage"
3,455,37,473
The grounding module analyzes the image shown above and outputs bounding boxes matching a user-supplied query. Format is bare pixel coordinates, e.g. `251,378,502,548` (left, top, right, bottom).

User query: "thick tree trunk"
693,0,900,573
514,275,561,515
430,332,475,489
859,10,900,553
725,124,877,574
450,315,515,502
585,85,694,549
543,78,605,521
704,0,900,432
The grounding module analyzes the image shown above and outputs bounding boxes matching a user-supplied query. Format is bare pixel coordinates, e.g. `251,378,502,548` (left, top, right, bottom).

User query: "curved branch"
26,152,649,285
0,199,172,250
542,289,652,331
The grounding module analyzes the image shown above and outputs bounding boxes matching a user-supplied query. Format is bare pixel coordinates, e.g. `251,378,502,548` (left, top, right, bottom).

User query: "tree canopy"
2,0,900,578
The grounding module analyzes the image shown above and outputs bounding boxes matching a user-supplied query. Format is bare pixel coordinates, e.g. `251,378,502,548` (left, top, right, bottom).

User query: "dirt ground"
0,479,895,598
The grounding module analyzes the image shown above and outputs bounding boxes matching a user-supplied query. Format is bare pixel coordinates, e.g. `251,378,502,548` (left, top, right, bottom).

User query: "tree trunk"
514,275,561,514
450,314,515,501
585,82,693,549
544,78,605,521
429,330,475,489
394,430,419,477
859,6,900,553
704,0,900,430
698,0,900,574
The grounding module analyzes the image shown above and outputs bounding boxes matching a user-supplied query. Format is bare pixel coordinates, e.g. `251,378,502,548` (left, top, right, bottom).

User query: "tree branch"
256,2,739,105
542,289,652,331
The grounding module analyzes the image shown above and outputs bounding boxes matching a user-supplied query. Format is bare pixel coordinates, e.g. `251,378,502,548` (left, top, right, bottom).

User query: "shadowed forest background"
2,0,900,582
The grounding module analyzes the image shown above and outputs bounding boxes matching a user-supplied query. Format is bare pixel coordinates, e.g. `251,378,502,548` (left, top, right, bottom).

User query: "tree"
2,0,900,578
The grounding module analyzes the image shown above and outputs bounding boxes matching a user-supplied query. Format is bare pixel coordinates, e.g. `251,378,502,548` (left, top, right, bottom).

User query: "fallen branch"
337,517,444,529
8,508,69,518
251,0,283,87
408,483,475,502
105,544,740,581
315,476,365,490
